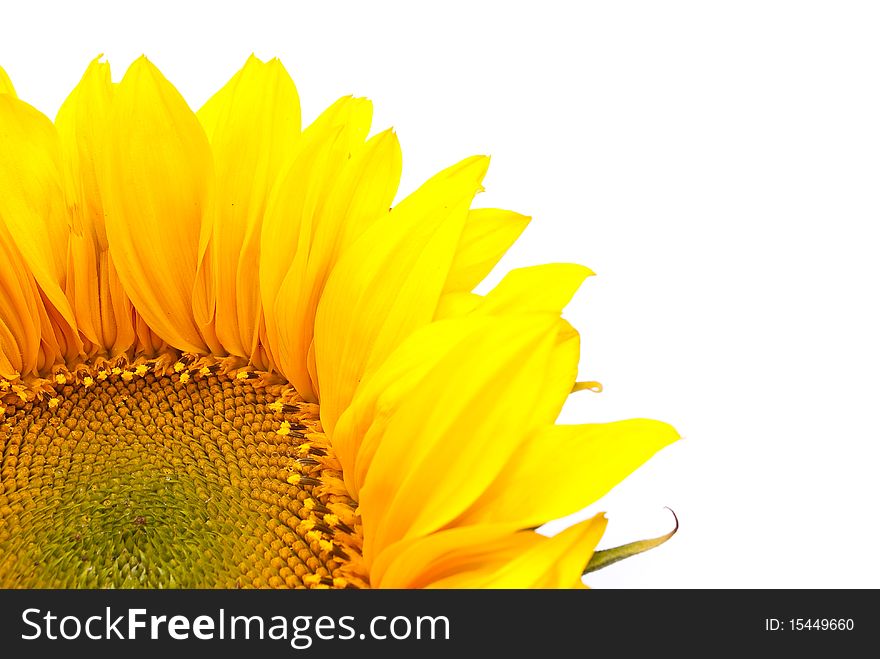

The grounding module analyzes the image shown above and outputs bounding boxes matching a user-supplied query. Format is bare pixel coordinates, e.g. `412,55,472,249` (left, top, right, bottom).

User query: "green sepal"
583,508,678,575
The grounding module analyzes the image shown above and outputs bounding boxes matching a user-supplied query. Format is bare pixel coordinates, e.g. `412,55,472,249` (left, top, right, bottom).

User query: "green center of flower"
0,365,360,588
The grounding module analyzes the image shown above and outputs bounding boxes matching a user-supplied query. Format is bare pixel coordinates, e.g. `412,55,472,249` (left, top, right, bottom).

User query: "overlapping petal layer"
0,93,81,372
55,58,142,358
195,55,301,362
102,58,212,354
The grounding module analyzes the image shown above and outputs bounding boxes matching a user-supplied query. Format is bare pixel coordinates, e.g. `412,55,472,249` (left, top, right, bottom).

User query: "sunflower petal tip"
0,64,15,97
126,55,152,77
656,420,682,442
631,418,681,447
375,126,397,141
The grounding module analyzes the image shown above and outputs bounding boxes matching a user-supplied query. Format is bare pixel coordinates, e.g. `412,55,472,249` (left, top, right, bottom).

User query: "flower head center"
0,359,362,588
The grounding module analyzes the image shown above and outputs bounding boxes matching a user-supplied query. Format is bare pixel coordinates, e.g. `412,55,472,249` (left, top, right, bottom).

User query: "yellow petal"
429,514,608,588
474,262,593,315
436,263,592,322
0,97,69,289
335,319,576,503
56,58,113,247
0,94,80,364
441,208,530,294
275,128,401,401
314,155,488,434
102,57,211,353
458,419,680,529
358,313,559,563
529,318,580,426
0,64,16,97
371,524,540,588
259,95,372,370
445,266,592,426
433,291,480,320
56,57,136,357
0,220,44,378
134,313,167,355
195,55,301,358
333,315,499,497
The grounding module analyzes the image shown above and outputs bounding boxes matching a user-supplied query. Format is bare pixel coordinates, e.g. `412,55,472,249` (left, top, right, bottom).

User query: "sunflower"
0,55,678,589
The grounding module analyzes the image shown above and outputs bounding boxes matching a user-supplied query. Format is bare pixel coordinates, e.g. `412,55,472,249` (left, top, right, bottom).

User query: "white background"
2,1,879,588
